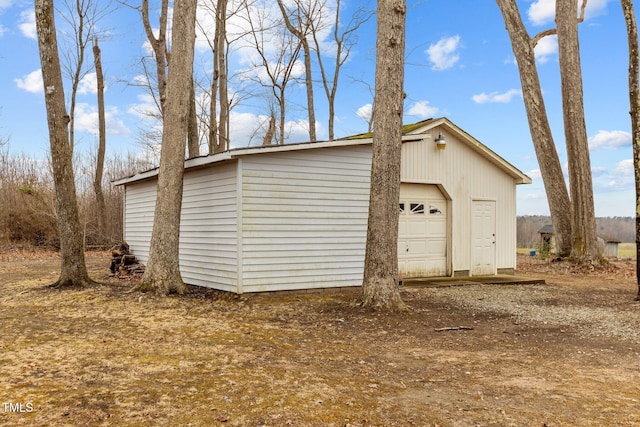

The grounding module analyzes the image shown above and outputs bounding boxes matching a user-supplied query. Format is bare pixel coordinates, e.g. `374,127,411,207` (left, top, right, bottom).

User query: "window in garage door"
398,184,448,278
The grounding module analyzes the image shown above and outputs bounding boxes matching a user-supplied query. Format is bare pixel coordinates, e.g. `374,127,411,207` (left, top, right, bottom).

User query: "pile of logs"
109,242,145,278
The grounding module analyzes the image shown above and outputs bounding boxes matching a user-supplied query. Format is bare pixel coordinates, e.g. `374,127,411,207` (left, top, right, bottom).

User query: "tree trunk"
496,0,572,257
137,0,196,295
209,23,219,154
621,0,640,296
92,38,107,243
217,0,229,152
35,0,92,288
302,39,316,141
278,97,286,145
142,0,168,115
187,75,199,158
556,0,599,260
359,0,407,311
263,111,276,145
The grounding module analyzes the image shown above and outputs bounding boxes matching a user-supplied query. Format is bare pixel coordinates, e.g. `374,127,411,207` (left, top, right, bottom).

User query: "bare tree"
35,0,93,287
200,0,246,153
495,0,572,256
359,0,407,311
58,0,112,153
313,1,373,140
92,37,107,242
556,0,599,260
136,0,197,295
621,0,640,297
276,0,318,142
240,2,302,144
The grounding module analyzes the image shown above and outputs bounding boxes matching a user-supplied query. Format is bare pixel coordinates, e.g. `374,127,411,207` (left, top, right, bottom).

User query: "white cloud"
283,119,322,143
78,72,98,95
534,35,558,64
528,0,611,26
426,35,461,71
0,0,17,10
527,169,542,180
528,0,555,26
614,159,633,176
600,159,634,190
74,103,130,136
19,9,36,39
472,89,521,104
128,93,161,119
588,130,631,150
14,69,43,93
356,103,372,122
0,25,6,37
591,166,608,177
582,0,610,20
407,101,438,118
523,192,545,200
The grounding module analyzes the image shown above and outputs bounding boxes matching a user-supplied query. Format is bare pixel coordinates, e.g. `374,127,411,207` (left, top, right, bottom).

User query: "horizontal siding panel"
243,216,367,226
244,229,363,241
180,260,236,274
242,242,364,252
180,212,237,222
243,170,370,183
242,274,363,292
182,277,237,293
243,255,364,267
242,152,371,170
242,186,370,198
242,204,368,213
243,268,362,287
242,224,365,233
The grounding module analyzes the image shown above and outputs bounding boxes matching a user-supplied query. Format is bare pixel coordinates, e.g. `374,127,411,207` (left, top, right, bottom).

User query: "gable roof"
538,224,554,234
113,117,532,186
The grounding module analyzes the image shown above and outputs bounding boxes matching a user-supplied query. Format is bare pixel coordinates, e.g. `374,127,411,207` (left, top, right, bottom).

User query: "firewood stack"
109,242,145,278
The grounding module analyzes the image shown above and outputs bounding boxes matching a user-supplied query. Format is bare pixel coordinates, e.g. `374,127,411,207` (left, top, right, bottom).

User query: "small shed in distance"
598,235,620,258
537,225,621,258
537,224,556,254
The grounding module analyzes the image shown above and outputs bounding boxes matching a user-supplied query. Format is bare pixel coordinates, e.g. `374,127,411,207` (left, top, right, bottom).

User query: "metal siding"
123,163,238,292
400,130,518,273
123,180,157,263
239,145,372,293
179,163,238,291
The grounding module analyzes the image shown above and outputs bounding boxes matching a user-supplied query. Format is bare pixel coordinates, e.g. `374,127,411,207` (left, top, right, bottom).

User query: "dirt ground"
1,250,639,426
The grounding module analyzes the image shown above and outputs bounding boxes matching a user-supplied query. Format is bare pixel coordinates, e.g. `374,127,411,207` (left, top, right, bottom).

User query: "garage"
398,183,448,278
116,117,531,293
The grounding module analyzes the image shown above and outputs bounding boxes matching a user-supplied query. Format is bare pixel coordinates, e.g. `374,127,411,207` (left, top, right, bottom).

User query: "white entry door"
471,200,496,276
398,184,448,278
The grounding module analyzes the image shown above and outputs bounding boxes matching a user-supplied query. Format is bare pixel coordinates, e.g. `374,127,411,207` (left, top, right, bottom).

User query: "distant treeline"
517,215,635,247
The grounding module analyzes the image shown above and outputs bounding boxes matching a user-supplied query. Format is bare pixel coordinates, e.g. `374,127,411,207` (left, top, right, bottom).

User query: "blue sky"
0,0,635,217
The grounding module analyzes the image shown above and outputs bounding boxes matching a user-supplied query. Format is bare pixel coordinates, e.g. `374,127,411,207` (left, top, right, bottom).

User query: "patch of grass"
517,247,536,255
617,242,636,259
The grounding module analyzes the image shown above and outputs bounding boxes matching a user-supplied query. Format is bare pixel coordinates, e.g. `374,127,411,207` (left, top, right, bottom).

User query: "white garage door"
398,184,448,278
